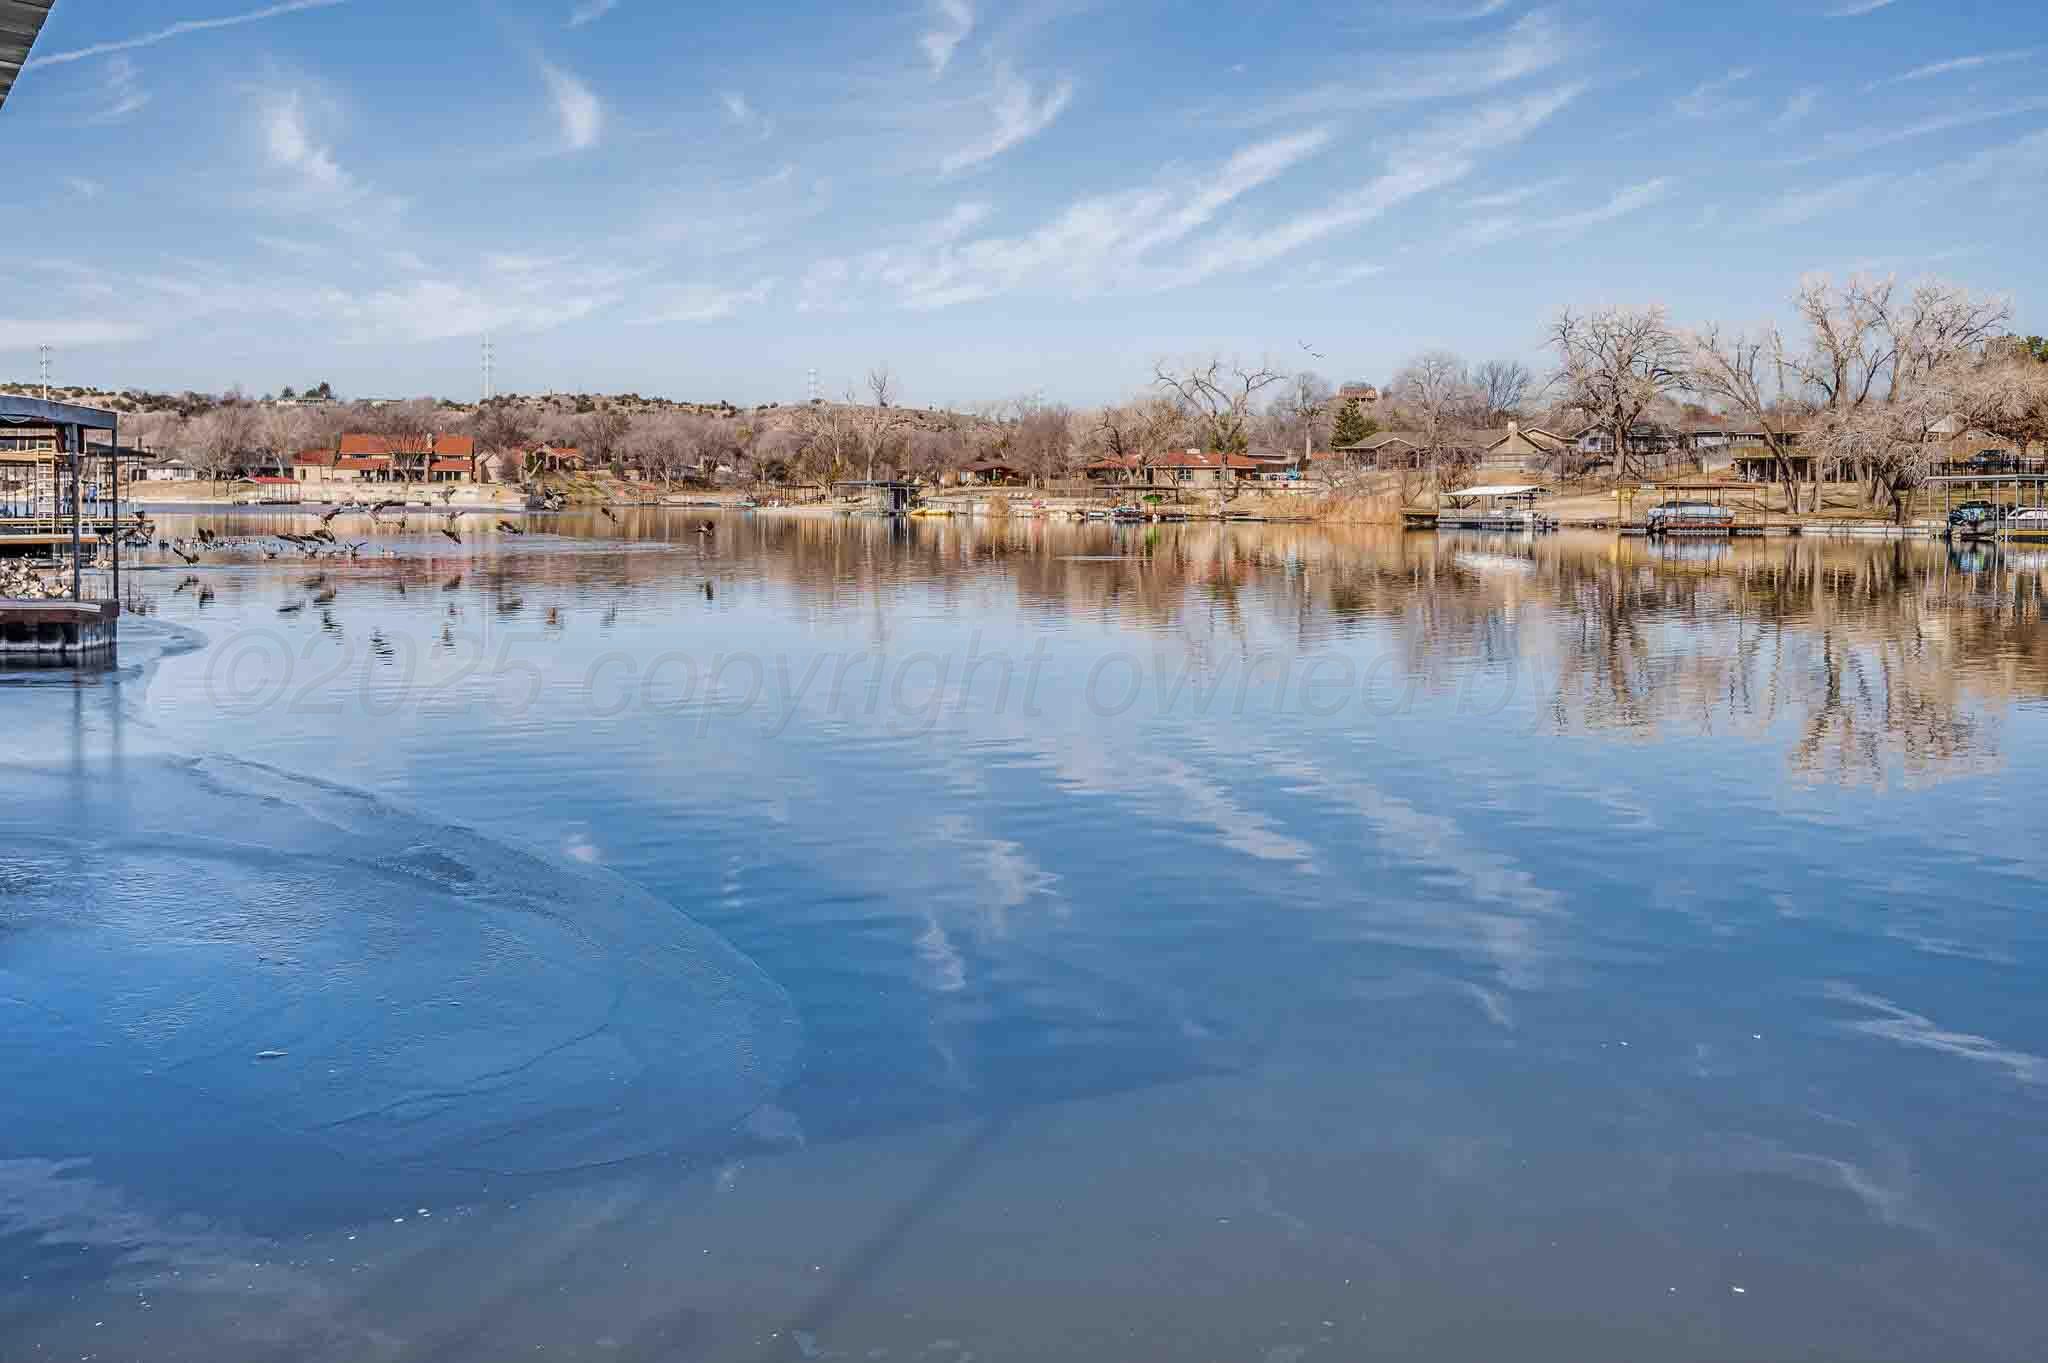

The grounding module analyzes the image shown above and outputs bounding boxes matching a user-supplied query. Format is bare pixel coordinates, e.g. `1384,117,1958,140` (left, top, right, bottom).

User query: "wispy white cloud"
1453,173,1670,248
1173,85,1585,284
1914,127,2048,206
24,0,345,69
806,125,1333,311
1756,173,1887,226
820,82,1583,312
263,91,350,197
1825,0,1899,15
920,0,974,76
1538,175,1674,233
720,90,773,137
1773,87,1822,128
1464,175,1569,209
1237,10,1577,124
541,62,603,151
940,64,1073,173
0,320,147,350
251,88,404,233
252,233,329,260
1778,96,2048,165
1872,48,2036,86
321,257,639,344
568,0,618,27
1671,67,1756,119
630,278,778,325
1292,260,1386,289
64,176,105,200
86,55,151,124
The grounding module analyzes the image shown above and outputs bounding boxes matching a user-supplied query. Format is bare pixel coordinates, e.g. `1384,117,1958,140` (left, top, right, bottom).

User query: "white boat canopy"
1446,484,1548,498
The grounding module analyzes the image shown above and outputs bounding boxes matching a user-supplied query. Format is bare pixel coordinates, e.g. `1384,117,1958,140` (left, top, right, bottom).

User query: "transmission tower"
39,344,52,400
482,335,496,402
807,367,819,404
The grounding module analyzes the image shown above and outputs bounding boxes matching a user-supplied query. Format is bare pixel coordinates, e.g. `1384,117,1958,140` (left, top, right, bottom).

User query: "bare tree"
1263,371,1335,457
255,405,313,479
1791,275,2010,407
1392,351,1481,494
847,365,914,481
472,400,539,484
1010,400,1074,486
1474,359,1533,424
191,393,260,488
903,425,969,484
580,405,634,475
1153,358,1287,453
793,402,861,483
1960,351,2048,463
1546,306,1688,478
1783,275,2012,515
753,427,804,487
1686,324,1810,512
625,413,693,491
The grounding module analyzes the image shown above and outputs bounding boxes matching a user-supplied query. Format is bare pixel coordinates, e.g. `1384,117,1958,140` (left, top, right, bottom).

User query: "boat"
1110,505,1146,523
2006,507,2048,539
1644,500,1736,536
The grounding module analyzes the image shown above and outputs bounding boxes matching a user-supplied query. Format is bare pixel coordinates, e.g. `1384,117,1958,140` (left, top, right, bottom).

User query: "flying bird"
599,505,619,524
498,520,525,535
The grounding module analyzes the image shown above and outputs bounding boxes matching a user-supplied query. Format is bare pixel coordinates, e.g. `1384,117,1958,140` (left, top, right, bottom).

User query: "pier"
1,396,127,661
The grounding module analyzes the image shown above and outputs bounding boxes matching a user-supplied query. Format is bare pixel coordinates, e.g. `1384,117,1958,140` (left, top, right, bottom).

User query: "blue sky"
3,0,2043,405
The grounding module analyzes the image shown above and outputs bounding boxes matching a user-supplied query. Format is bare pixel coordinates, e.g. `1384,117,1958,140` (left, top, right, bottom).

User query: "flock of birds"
132,504,724,639
142,503,717,566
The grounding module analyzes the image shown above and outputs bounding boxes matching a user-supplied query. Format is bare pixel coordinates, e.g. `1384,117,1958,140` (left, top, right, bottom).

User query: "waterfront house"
1334,432,1424,468
1150,449,1259,488
1083,455,1143,484
957,460,1027,486
297,433,478,485
1476,423,1574,474
144,455,200,482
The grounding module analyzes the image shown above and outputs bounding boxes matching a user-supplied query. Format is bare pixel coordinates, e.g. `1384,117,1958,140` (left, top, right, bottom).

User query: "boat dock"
0,598,121,660
1,396,129,661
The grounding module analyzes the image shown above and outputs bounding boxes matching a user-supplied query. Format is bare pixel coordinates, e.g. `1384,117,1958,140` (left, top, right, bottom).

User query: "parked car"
1948,500,2007,528
1965,449,2012,471
1645,500,1735,533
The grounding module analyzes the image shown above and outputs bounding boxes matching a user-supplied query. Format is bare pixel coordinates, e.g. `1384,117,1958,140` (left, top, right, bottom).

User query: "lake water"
5,511,2048,1362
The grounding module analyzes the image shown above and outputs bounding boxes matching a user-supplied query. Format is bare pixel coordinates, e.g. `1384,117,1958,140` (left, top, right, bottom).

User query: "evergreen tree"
1331,397,1377,448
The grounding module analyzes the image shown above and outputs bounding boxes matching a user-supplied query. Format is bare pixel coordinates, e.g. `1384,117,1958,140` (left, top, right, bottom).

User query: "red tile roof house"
296,434,478,486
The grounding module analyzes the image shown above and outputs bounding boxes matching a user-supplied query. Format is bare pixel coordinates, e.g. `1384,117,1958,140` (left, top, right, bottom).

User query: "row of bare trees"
115,274,2045,512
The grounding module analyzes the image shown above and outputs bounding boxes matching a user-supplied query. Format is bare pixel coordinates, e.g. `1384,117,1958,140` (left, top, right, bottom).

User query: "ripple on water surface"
0,754,802,1225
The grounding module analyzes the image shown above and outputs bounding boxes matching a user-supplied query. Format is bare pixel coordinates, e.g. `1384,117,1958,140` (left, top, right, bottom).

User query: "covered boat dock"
2,395,130,660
